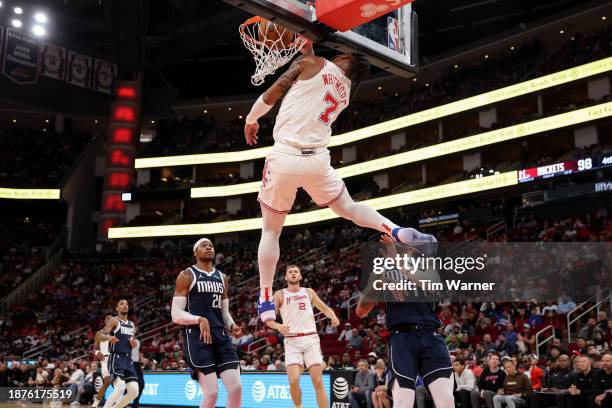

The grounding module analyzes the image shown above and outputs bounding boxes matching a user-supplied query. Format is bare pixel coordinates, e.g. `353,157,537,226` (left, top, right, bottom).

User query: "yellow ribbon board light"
136,57,612,169
109,172,517,238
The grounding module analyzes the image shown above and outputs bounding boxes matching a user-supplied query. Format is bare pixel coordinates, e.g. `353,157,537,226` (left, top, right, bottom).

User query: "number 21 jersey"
186,266,225,329
273,59,351,149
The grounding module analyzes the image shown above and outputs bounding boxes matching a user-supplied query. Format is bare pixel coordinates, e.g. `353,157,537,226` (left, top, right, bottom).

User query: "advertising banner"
107,371,331,408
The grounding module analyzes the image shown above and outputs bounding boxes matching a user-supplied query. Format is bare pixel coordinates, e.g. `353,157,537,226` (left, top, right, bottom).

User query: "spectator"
557,295,577,315
348,360,375,408
496,334,518,356
371,361,390,408
530,354,575,408
367,352,378,370
579,318,604,341
483,334,497,354
526,355,545,391
591,352,612,408
471,352,506,408
245,357,260,371
503,323,518,345
348,328,364,349
338,323,353,341
453,356,477,407
597,312,609,333
564,355,596,407
493,359,532,408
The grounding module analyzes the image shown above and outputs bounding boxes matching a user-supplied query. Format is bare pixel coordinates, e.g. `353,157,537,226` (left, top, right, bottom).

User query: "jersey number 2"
319,92,339,126
299,302,306,310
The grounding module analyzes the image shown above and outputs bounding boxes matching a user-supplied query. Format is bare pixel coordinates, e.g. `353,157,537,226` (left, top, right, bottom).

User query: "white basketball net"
239,17,308,86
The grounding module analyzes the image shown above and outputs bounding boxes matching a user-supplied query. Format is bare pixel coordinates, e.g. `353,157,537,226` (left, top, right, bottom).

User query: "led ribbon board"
191,101,612,198
108,172,517,238
136,57,612,169
0,188,60,200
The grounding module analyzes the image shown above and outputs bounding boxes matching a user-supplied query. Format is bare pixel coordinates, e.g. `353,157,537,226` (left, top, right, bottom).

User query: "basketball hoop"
239,16,308,86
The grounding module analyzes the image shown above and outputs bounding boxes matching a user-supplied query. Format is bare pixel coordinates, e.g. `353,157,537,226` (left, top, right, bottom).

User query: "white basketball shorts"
101,355,110,378
284,335,323,369
258,143,345,214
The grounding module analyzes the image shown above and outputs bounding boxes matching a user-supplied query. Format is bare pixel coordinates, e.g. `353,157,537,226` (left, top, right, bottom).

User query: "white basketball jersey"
280,288,317,335
99,340,109,356
273,60,351,149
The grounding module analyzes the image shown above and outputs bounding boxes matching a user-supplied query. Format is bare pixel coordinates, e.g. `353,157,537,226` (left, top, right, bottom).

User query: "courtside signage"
191,102,612,198
0,188,61,200
108,172,517,238
136,57,612,168
106,372,329,408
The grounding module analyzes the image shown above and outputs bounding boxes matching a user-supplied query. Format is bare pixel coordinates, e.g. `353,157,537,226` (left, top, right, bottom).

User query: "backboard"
223,0,418,78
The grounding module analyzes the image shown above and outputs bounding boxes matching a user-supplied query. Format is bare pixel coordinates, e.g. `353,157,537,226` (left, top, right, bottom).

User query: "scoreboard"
518,153,612,183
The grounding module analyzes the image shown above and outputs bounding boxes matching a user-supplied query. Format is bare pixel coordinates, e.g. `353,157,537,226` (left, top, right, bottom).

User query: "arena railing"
566,287,611,344
535,325,555,359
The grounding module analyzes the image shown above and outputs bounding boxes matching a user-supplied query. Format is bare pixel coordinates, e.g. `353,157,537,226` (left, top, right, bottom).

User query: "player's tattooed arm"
98,317,119,343
262,55,311,105
307,288,340,327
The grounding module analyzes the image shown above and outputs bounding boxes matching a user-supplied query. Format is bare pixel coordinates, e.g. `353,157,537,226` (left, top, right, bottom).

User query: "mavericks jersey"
186,266,225,329
110,318,135,354
273,59,351,148
279,288,317,335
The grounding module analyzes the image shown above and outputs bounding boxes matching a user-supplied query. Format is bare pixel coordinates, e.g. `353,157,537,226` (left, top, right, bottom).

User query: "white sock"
328,189,399,233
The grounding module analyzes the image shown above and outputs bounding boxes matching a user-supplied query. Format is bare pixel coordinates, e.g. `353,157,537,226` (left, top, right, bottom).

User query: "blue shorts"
185,326,239,378
388,329,452,390
108,353,138,383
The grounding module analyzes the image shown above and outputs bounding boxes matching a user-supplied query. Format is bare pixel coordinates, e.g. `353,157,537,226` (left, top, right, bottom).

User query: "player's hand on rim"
198,316,212,344
244,121,259,146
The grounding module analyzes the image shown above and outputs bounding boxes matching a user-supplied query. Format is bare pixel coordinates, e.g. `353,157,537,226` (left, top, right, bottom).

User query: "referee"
130,338,145,408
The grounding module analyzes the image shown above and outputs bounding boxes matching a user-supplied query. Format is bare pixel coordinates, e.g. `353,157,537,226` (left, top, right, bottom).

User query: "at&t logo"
251,380,292,402
251,381,266,403
333,377,349,400
184,380,198,400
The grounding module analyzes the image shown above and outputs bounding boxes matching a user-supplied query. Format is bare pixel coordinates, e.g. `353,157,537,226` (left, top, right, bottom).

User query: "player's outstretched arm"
307,288,340,327
265,291,290,336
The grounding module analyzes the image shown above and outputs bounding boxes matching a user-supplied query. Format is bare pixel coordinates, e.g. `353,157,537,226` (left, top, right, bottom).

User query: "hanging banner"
39,43,67,81
2,28,39,84
93,58,118,94
67,50,92,89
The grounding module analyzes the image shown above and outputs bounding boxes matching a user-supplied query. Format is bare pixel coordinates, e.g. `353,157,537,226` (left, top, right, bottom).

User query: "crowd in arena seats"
139,25,612,157
0,219,60,297
0,129,91,188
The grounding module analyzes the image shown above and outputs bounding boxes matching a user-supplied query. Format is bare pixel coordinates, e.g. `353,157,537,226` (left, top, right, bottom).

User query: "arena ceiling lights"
191,101,612,198
135,56,612,169
0,188,60,200
108,172,517,239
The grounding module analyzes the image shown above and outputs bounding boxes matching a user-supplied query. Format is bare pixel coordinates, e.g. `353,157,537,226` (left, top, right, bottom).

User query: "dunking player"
356,235,454,408
98,300,140,408
244,43,437,322
266,264,340,408
91,315,113,408
171,238,242,408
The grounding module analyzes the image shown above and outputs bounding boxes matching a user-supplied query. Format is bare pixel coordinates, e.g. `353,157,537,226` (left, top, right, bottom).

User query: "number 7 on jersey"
319,92,340,126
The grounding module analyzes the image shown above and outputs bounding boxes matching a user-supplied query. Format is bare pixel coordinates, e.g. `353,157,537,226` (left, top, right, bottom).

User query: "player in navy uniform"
171,238,243,408
356,235,454,408
98,300,140,408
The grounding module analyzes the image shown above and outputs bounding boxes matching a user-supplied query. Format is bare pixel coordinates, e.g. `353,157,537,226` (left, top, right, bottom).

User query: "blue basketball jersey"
187,266,225,328
110,318,135,354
